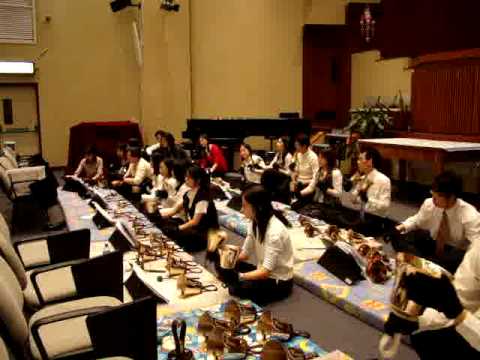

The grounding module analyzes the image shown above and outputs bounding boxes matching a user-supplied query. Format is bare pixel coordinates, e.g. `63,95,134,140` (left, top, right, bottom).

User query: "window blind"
0,0,36,44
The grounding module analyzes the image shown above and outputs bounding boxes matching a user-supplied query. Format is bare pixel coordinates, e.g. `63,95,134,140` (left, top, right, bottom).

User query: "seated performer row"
72,129,480,277
235,135,391,231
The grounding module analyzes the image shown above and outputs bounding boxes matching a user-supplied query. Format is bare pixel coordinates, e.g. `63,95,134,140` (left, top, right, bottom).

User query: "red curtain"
67,121,142,172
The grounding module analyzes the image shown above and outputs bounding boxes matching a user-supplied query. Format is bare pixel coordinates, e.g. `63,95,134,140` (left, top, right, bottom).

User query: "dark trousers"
157,217,207,253
297,202,343,227
261,169,291,204
290,183,315,211
216,262,293,306
297,203,396,238
391,229,465,273
114,183,142,204
411,327,479,359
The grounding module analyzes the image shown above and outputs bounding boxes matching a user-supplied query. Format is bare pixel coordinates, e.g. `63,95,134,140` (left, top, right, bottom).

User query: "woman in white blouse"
155,158,178,206
261,138,293,204
268,137,293,175
218,185,294,305
316,149,343,206
156,159,191,222
239,143,265,184
160,165,218,252
290,134,319,210
143,156,178,207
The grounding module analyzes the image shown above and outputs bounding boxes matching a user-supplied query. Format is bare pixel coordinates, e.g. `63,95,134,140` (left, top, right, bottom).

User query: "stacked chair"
0,146,46,201
0,214,157,359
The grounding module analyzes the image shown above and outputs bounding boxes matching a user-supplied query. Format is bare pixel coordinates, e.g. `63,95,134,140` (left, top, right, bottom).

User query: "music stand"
109,221,137,253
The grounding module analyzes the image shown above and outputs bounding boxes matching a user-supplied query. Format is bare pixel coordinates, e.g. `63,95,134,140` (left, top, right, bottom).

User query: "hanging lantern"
360,5,375,43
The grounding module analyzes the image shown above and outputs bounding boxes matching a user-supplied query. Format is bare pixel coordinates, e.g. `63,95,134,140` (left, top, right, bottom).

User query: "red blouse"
199,144,228,173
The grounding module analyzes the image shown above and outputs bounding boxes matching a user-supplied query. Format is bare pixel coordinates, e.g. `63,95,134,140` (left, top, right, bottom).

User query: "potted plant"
345,96,393,138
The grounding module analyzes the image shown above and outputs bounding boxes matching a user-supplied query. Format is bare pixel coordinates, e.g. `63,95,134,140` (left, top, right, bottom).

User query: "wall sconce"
360,5,375,43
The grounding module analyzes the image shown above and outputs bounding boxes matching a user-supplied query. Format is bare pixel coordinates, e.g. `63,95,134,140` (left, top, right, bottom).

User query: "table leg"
433,153,445,175
399,159,407,182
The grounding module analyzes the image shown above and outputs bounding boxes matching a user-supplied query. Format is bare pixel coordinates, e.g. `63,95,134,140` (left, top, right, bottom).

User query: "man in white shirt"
351,147,391,217
336,147,392,237
394,171,480,272
384,242,480,358
145,130,166,156
291,134,319,210
111,147,153,197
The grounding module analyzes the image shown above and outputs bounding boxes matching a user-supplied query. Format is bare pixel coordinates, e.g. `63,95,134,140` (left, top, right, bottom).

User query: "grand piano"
182,118,311,168
182,118,311,145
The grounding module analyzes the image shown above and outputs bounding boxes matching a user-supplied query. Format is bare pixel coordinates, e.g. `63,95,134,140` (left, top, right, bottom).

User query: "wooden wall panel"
376,0,480,59
303,25,351,130
412,54,480,135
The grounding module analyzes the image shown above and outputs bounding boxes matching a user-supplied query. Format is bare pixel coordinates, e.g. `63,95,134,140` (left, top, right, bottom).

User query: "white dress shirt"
243,154,265,184
317,168,343,203
145,143,161,156
403,198,480,250
242,216,294,281
186,188,209,216
293,149,319,196
268,152,293,175
163,183,190,221
153,176,178,207
124,158,153,185
74,156,103,180
351,168,391,217
417,243,480,351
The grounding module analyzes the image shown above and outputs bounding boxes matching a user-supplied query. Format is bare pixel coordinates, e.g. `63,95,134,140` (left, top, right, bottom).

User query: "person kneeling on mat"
384,243,480,358
218,185,294,305
159,165,218,252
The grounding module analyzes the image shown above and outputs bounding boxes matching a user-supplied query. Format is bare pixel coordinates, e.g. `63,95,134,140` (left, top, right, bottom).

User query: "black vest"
182,189,219,231
317,171,340,207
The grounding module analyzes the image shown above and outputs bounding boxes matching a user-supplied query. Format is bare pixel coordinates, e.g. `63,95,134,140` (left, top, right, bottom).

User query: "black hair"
240,143,253,159
199,133,208,142
319,149,337,171
295,133,310,147
242,184,290,244
186,165,210,193
151,152,162,175
117,143,127,153
128,137,141,148
127,147,141,159
432,171,462,198
361,146,382,169
173,159,188,190
165,132,176,149
161,158,174,178
85,145,97,157
154,130,166,138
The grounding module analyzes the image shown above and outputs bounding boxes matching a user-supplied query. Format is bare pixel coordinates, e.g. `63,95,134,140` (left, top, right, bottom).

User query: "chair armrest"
31,306,111,360
30,251,123,307
7,166,45,183
14,229,91,270
29,259,85,306
86,297,157,360
12,230,70,244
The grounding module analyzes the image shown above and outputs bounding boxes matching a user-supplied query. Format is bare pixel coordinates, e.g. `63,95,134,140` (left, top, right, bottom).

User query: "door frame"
303,24,351,131
0,82,42,157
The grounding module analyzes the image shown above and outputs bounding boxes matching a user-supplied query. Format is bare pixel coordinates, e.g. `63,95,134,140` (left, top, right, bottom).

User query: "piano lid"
182,118,311,141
